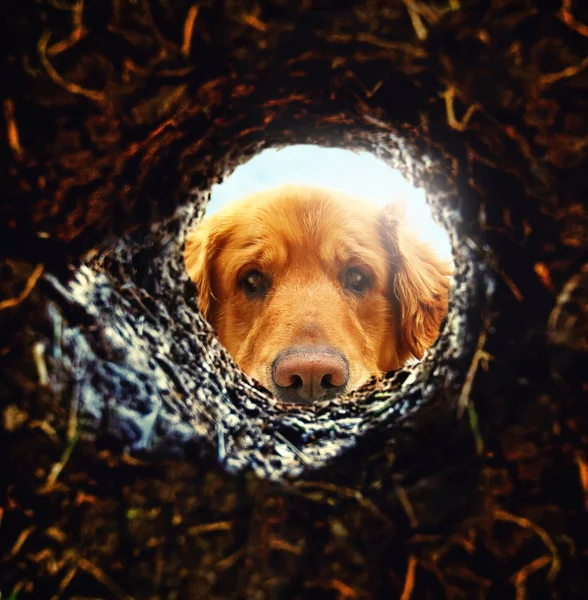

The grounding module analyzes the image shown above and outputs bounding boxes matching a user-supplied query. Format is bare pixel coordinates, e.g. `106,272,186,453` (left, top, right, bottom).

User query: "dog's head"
185,185,451,403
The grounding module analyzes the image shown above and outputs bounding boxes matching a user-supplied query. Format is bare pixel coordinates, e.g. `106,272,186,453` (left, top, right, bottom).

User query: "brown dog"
185,184,451,403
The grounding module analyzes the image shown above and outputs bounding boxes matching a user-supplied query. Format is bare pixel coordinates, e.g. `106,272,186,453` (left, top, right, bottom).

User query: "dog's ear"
379,202,452,360
184,218,220,320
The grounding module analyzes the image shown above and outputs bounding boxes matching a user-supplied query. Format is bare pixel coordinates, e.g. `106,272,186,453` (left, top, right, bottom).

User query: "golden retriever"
185,184,451,403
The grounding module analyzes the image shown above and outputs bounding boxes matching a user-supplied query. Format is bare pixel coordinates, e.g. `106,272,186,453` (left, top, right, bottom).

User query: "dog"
184,184,451,403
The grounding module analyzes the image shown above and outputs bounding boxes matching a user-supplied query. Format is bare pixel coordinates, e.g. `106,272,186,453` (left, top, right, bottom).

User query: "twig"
42,433,79,491
293,481,393,527
441,86,480,132
547,264,588,349
261,94,309,108
51,565,78,600
574,452,588,510
275,431,311,465
187,521,233,536
3,99,24,160
29,419,60,443
77,556,135,600
540,56,588,87
560,0,588,37
511,554,552,600
457,313,493,416
7,580,26,598
242,13,268,32
182,5,199,57
466,403,484,456
458,310,495,454
494,509,561,582
363,112,395,130
400,555,417,600
533,262,555,293
305,579,357,598
355,33,427,57
270,538,304,555
32,342,49,386
216,547,246,571
403,1,428,40
38,30,105,102
395,485,419,528
9,525,36,557
0,264,44,310
47,0,86,56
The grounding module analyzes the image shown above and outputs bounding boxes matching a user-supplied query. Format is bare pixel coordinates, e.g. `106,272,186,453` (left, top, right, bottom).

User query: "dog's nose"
272,347,349,402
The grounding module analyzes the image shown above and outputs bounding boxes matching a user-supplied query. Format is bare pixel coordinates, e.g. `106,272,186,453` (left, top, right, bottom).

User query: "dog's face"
185,185,450,403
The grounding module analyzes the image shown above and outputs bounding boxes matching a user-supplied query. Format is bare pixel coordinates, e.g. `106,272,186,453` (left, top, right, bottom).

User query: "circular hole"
43,135,485,480
184,144,455,406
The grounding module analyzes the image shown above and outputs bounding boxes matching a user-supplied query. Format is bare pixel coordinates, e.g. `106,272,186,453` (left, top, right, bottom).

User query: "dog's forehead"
219,190,389,278
239,191,379,241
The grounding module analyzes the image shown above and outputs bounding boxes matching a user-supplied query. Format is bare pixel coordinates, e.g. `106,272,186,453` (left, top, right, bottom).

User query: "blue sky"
208,145,451,260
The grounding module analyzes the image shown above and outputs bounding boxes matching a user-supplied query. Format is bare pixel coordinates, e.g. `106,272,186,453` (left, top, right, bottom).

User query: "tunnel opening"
187,144,455,403
31,131,491,481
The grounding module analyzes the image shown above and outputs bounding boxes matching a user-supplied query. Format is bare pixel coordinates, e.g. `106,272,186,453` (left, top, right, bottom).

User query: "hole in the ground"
40,132,489,481
184,145,454,406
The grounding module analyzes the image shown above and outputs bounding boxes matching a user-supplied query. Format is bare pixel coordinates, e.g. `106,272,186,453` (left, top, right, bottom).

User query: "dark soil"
1,1,587,598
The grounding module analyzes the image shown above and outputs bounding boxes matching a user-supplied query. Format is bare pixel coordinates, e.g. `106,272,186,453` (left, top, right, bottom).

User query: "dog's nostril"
321,374,336,389
272,347,350,402
290,374,303,389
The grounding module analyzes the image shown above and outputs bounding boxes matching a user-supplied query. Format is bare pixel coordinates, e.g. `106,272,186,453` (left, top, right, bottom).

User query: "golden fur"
185,184,451,398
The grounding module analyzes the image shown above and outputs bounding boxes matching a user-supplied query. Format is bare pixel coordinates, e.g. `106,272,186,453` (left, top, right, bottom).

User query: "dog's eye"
240,270,270,298
343,267,371,294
